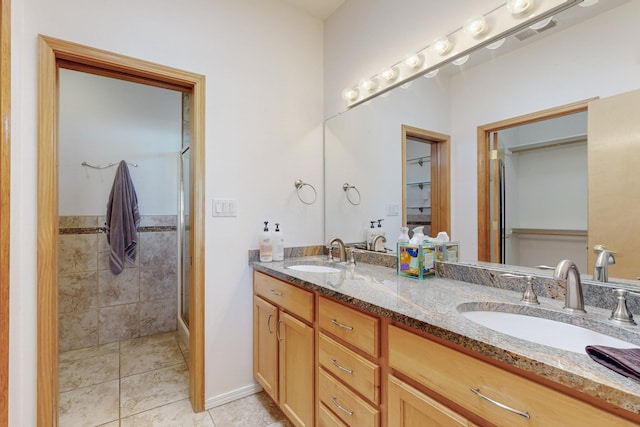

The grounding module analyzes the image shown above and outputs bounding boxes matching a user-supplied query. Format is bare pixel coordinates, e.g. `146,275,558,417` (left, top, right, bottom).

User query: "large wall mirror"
324,0,638,280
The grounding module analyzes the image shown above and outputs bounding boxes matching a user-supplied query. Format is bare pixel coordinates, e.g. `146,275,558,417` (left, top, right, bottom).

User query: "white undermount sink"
461,310,638,354
286,264,342,273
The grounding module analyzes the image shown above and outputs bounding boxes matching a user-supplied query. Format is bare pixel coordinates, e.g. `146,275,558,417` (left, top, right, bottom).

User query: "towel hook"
294,179,317,205
342,183,361,205
82,161,138,170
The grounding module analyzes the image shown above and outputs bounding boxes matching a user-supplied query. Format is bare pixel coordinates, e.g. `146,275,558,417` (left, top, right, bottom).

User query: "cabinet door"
253,295,278,402
279,311,314,427
388,375,477,427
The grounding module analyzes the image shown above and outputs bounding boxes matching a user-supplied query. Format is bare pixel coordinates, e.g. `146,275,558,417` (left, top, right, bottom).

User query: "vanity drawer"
318,296,379,357
388,325,636,427
318,402,348,427
318,368,380,427
254,272,313,323
319,332,380,404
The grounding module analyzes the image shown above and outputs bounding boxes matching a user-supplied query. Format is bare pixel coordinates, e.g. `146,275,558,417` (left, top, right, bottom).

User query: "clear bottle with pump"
398,227,410,244
273,223,284,261
259,221,273,262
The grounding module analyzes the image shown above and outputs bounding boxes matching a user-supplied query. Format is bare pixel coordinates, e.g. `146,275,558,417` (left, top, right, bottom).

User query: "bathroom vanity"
252,257,640,426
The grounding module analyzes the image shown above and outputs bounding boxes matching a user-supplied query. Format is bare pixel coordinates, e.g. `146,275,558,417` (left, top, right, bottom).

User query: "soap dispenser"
409,226,424,245
273,223,284,261
375,219,386,251
398,227,410,244
259,221,273,262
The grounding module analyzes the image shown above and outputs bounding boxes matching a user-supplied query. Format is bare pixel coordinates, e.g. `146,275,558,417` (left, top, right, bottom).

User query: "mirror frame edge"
476,97,597,262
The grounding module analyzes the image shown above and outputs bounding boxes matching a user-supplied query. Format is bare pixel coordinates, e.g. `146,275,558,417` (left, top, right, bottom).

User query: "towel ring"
342,183,361,206
294,179,317,205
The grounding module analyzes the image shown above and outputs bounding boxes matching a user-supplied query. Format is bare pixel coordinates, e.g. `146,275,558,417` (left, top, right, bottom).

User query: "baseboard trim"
205,383,264,410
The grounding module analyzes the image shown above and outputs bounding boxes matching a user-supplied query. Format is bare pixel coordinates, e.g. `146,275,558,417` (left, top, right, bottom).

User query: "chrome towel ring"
342,183,361,205
294,179,317,205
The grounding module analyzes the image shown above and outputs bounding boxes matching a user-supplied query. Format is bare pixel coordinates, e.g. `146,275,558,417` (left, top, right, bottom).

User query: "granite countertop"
252,256,640,415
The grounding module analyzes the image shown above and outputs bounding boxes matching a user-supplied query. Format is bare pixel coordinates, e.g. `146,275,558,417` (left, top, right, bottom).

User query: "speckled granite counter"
252,256,640,416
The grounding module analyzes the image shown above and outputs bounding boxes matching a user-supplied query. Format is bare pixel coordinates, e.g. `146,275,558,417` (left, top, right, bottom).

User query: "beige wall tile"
59,271,98,314
98,268,140,307
99,303,140,344
59,234,98,273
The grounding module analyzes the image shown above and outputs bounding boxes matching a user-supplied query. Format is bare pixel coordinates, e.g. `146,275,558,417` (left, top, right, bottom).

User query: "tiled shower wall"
59,215,178,352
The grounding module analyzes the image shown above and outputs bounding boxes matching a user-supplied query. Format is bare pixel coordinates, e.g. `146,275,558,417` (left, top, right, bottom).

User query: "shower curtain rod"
81,161,139,169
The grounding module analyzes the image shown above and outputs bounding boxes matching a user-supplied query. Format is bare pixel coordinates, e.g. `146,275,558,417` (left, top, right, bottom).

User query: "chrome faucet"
370,234,387,252
327,237,347,262
554,259,586,313
593,245,616,283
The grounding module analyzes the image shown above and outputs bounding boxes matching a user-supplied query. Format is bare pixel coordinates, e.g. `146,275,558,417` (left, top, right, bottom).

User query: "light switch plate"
212,198,237,217
386,203,400,216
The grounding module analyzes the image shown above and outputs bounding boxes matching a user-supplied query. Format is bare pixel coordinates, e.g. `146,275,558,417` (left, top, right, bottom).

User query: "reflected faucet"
593,245,616,283
327,237,347,262
370,234,387,252
554,259,586,313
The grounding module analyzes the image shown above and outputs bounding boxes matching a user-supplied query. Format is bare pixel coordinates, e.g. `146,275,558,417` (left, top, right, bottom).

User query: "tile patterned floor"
59,331,292,426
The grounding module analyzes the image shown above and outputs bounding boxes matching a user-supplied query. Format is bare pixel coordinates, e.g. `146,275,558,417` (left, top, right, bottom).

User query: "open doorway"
37,36,205,425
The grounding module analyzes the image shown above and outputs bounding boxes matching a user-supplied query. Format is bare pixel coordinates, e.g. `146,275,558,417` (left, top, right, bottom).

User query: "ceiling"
278,0,346,20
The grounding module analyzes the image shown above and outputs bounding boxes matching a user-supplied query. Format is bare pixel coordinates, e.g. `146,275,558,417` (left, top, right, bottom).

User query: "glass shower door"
180,147,190,326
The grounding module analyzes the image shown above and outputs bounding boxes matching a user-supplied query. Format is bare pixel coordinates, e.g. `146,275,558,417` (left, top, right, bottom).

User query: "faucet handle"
502,273,539,305
326,245,334,262
594,244,616,255
609,288,640,326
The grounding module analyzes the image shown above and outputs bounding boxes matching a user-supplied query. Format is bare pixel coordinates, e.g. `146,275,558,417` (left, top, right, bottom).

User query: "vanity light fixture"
381,67,398,82
342,87,359,102
485,38,506,50
465,16,489,38
452,55,470,66
360,78,378,93
424,69,439,78
507,0,536,17
404,54,424,69
434,37,453,56
342,0,584,108
529,16,554,30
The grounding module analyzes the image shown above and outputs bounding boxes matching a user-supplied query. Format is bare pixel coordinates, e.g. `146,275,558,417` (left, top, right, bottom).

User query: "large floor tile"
120,335,184,377
59,380,119,427
208,392,288,427
120,330,178,349
60,350,120,392
120,398,215,427
120,363,189,417
60,342,119,364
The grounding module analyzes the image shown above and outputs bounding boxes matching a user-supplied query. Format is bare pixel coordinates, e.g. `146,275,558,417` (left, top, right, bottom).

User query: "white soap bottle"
259,221,273,262
375,219,386,251
273,223,284,261
398,227,410,244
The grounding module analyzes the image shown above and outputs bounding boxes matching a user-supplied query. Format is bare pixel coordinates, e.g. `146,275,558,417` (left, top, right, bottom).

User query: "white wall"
11,0,324,424
59,69,182,216
324,0,640,262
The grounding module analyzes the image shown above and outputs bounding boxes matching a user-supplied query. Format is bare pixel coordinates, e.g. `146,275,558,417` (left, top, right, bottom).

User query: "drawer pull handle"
270,289,283,297
276,319,283,342
330,396,353,416
267,314,273,334
331,319,354,331
470,388,530,419
331,358,353,374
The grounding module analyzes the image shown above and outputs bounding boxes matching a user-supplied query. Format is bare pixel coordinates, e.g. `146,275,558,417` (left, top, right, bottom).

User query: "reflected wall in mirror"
325,76,451,253
478,102,588,272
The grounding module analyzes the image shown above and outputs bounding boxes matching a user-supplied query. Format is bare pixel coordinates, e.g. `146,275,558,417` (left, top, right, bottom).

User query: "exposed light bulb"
342,87,359,102
452,55,469,66
507,0,535,17
404,54,424,69
579,0,598,6
360,78,378,93
465,17,488,38
434,37,452,56
424,69,439,78
529,16,553,30
485,38,505,50
381,67,398,82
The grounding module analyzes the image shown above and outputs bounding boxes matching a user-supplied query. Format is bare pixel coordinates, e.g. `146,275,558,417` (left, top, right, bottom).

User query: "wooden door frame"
402,125,451,237
0,0,10,425
476,99,593,261
37,35,206,425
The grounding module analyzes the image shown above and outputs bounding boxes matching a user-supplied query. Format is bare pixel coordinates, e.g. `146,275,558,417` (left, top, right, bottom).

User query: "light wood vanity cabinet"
317,296,381,426
253,272,314,427
388,324,637,427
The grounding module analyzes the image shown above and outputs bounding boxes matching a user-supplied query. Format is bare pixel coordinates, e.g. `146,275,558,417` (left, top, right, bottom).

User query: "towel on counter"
585,345,640,382
106,160,140,275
